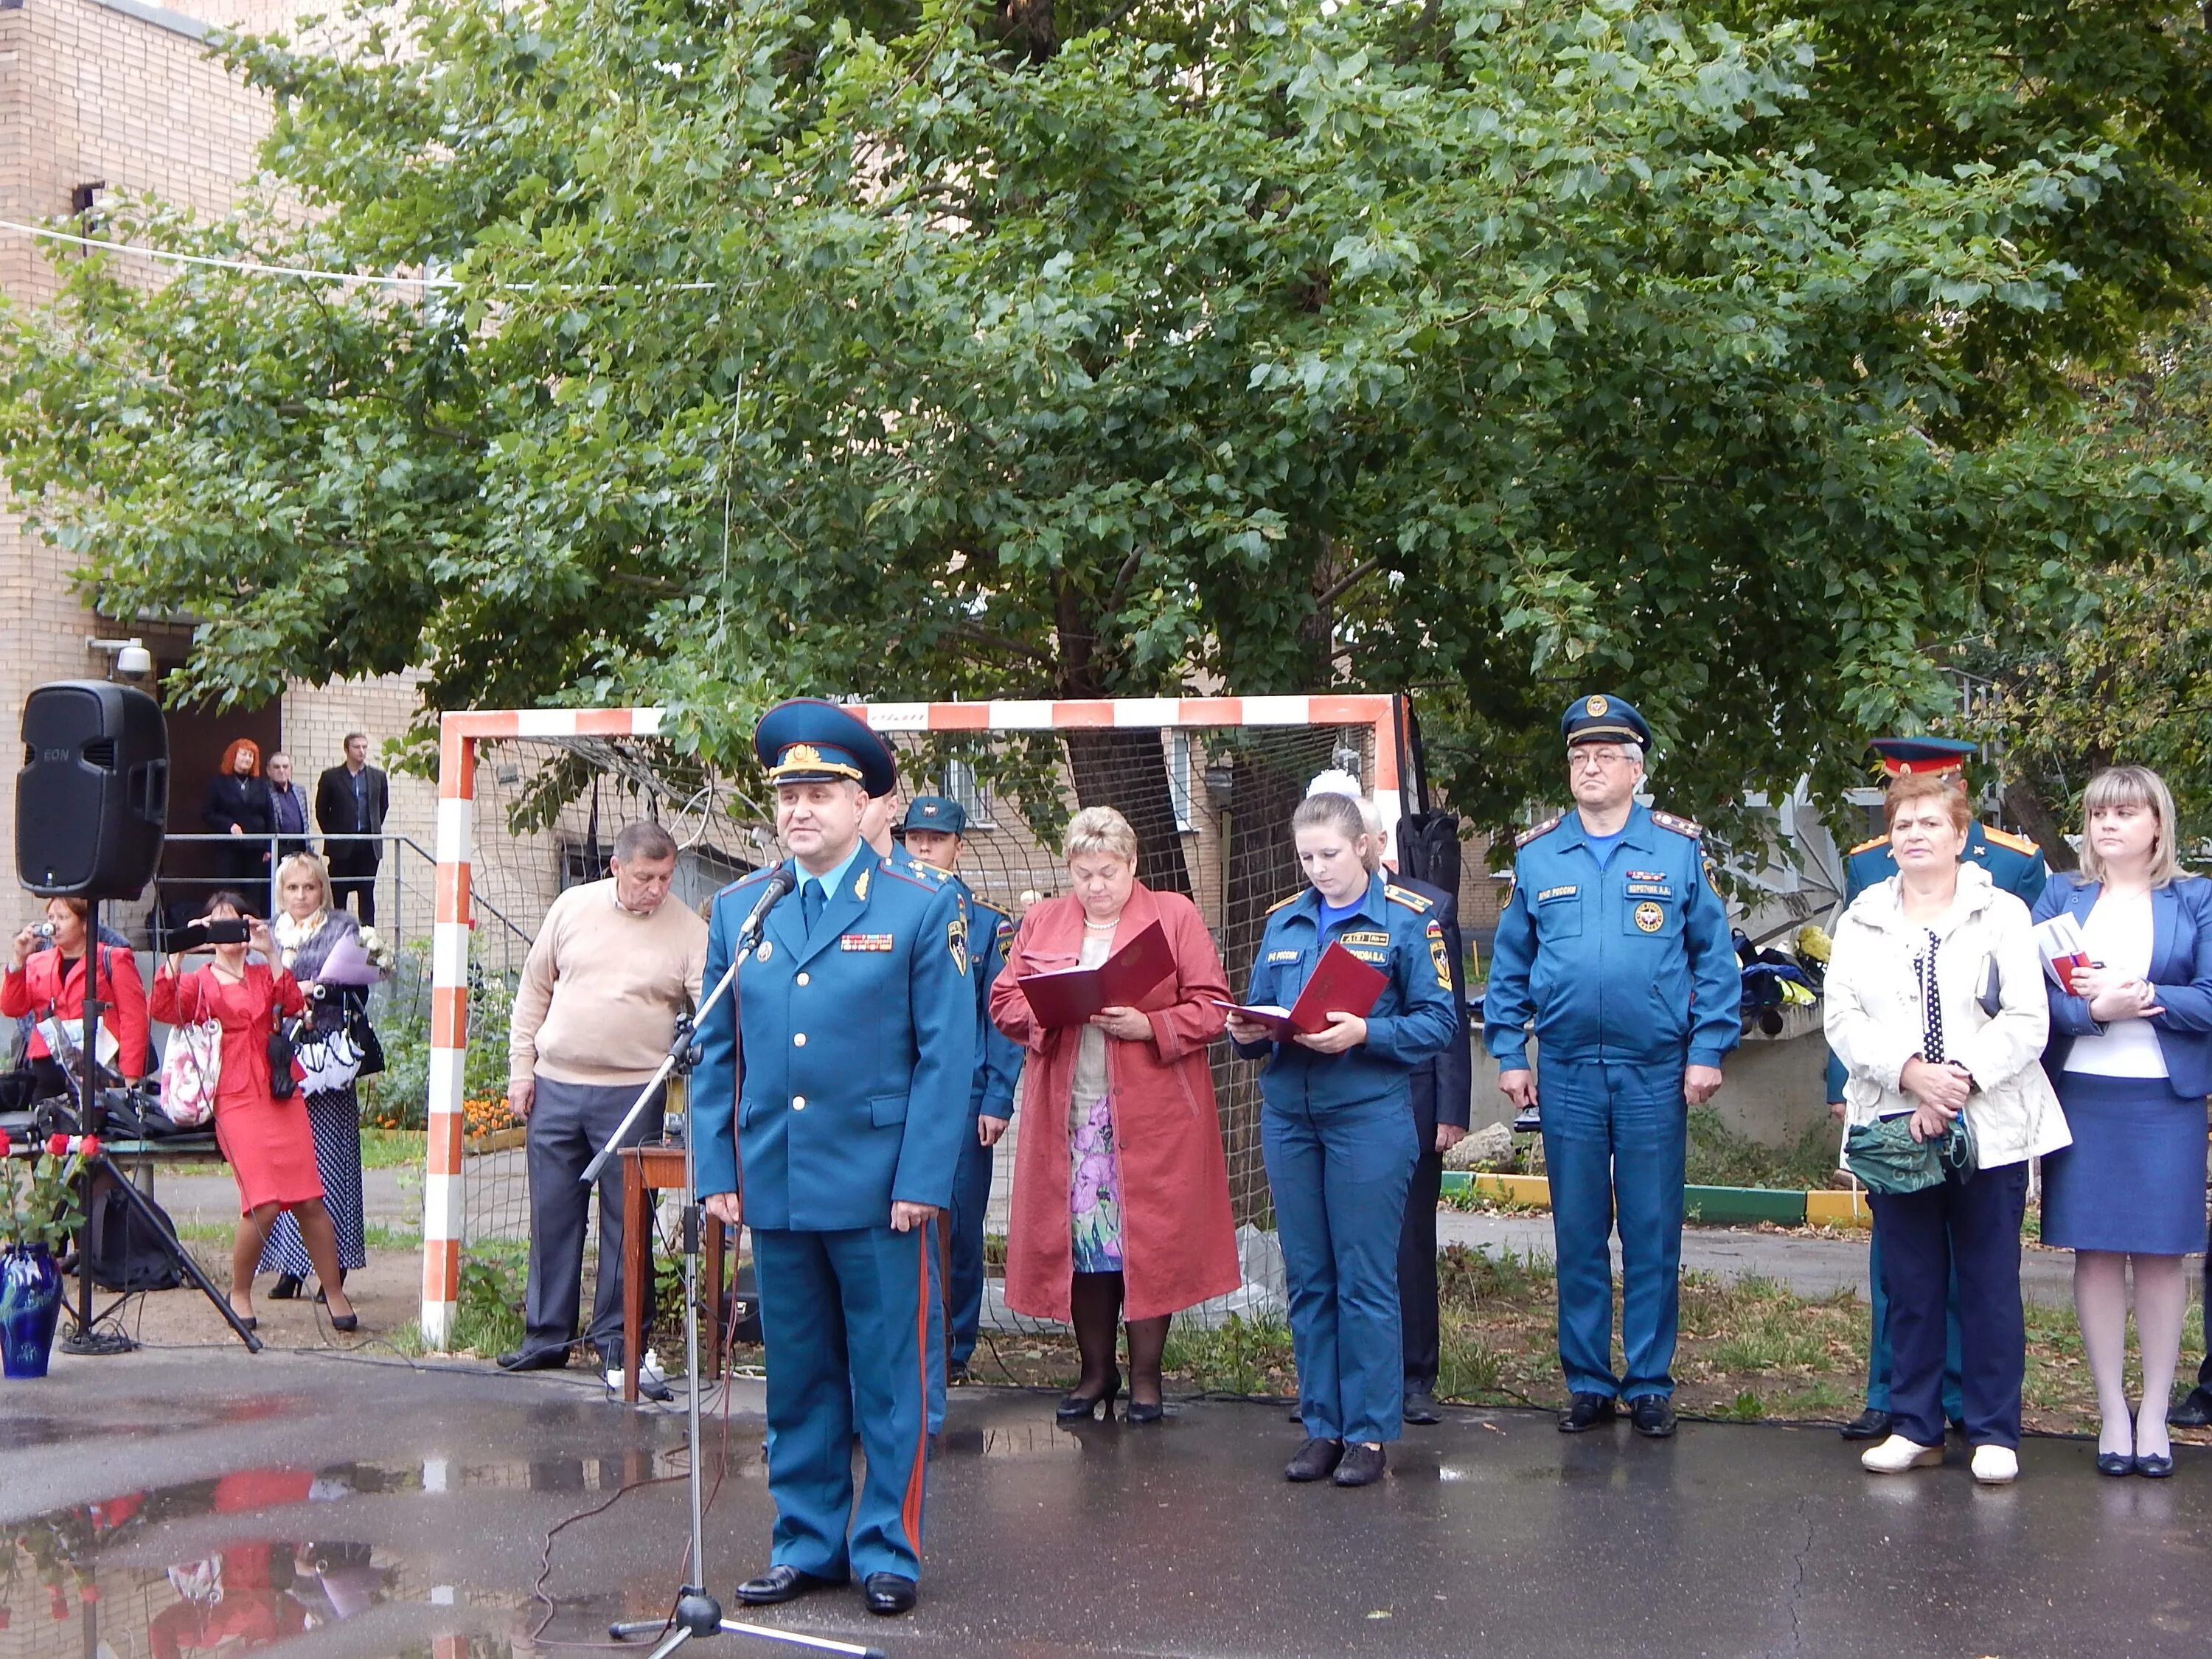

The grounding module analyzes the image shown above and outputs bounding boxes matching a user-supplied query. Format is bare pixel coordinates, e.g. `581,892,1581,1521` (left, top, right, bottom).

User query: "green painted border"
1443,1170,1849,1228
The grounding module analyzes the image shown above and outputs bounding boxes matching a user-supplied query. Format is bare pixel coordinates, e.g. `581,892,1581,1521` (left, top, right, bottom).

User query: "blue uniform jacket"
1231,874,1459,1110
2032,872,2212,1099
692,853,977,1230
1823,821,2048,1101
1483,802,1739,1070
894,849,1022,1121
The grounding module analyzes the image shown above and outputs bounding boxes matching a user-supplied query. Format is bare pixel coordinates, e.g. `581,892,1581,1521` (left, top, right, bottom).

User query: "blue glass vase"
1,1243,63,1379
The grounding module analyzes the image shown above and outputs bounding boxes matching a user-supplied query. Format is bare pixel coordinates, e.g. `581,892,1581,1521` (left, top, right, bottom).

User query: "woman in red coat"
150,893,358,1332
990,807,1239,1423
4,897,150,1096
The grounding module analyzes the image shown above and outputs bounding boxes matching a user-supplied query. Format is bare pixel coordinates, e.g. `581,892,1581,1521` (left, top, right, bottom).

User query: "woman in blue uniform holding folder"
1227,790,1458,1486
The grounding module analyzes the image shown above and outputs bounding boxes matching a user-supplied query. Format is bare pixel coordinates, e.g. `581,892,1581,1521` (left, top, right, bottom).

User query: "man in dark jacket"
316,733,389,924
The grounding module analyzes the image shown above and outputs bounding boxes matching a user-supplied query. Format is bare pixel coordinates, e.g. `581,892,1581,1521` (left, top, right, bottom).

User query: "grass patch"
1161,1313,1296,1397
360,1129,425,1170
1684,1108,1848,1192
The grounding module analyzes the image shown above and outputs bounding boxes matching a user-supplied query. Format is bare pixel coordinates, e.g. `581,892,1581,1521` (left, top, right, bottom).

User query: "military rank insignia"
947,914,968,976
1426,919,1451,989
1634,901,1665,934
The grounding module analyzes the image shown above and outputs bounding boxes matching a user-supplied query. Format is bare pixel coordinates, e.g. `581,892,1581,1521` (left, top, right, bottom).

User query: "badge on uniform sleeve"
1426,919,1450,989
1634,901,1664,934
947,914,968,976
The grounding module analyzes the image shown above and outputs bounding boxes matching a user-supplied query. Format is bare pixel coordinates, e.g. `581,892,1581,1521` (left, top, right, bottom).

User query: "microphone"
733,867,796,953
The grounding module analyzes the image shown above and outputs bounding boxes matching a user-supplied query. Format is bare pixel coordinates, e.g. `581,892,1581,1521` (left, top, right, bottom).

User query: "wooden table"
618,1144,731,1404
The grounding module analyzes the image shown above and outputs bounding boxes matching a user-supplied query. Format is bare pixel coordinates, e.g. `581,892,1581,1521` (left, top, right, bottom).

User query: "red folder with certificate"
1017,921,1177,1027
1217,942,1388,1040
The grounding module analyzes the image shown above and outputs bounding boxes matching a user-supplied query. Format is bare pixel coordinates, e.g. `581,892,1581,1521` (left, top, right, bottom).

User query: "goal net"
404,697,1408,1349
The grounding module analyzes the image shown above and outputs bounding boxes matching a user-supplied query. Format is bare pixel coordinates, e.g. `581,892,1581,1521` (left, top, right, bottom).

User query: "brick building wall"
0,0,437,934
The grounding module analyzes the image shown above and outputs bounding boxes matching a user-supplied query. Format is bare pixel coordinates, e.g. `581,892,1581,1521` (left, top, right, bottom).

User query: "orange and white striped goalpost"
421,694,1405,1346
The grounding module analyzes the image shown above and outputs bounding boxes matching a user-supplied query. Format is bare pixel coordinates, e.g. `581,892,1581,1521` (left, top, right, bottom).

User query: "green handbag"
1844,1113,1978,1196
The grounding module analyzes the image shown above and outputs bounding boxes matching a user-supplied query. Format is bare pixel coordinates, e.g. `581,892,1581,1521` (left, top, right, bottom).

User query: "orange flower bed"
361,1097,518,1135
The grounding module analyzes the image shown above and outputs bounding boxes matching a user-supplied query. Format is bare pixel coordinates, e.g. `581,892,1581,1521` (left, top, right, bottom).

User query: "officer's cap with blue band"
754,698,899,797
897,795,968,837
1559,693,1652,749
1868,736,1978,778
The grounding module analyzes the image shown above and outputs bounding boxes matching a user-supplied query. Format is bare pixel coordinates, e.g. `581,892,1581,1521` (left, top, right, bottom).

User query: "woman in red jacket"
989,807,1239,1423
150,893,358,1332
4,897,150,1097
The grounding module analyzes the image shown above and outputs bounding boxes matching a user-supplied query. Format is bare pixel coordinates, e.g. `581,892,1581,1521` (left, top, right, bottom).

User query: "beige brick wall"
0,0,431,936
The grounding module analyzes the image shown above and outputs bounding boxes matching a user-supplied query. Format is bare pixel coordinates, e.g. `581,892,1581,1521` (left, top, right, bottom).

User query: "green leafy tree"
4,0,2211,853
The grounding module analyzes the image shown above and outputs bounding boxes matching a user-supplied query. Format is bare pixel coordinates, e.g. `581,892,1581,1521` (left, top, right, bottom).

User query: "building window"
942,759,997,830
1168,731,1194,833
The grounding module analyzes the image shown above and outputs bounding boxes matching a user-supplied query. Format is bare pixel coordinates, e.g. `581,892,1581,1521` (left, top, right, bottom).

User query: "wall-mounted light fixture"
86,636,153,677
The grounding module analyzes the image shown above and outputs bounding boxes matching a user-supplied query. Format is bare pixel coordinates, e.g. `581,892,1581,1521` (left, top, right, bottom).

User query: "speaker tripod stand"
58,894,261,1357
585,947,884,1659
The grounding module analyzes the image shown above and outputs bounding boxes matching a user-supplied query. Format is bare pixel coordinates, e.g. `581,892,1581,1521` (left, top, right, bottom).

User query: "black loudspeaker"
16,680,168,899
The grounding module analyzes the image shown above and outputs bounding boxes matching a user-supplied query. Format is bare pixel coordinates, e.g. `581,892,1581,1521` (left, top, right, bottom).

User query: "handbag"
349,1002,385,1079
1844,1112,1979,1195
158,978,223,1128
268,1018,301,1101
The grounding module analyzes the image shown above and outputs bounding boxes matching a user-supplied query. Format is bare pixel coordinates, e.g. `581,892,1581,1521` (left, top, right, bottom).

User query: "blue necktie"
801,877,824,935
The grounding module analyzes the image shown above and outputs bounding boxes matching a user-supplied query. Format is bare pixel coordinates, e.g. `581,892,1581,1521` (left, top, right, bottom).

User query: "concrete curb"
1441,1171,1871,1229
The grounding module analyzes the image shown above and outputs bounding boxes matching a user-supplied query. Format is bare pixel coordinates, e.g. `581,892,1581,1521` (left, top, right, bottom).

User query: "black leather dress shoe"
1839,1408,1892,1441
734,1565,844,1607
1284,1437,1346,1482
862,1573,917,1615
2171,1388,2212,1430
496,1347,569,1372
1557,1393,1617,1433
1630,1396,1677,1439
1332,1444,1387,1486
1402,1388,1443,1427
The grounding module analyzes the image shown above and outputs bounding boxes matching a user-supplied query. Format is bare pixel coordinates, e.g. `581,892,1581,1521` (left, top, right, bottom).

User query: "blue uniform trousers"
945,1131,995,1368
1865,1228,1964,1421
754,1224,933,1582
1867,1163,2029,1449
1262,1093,1418,1444
1540,1059,1687,1401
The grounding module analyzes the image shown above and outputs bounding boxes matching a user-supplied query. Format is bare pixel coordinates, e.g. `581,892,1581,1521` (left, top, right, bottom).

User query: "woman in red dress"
150,892,358,1332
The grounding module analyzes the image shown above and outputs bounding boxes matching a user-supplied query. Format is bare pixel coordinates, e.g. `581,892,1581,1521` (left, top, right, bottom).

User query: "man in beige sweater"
498,821,708,1394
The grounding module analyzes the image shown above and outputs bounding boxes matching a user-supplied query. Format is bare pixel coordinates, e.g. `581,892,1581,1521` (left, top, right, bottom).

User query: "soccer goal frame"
420,695,1408,1347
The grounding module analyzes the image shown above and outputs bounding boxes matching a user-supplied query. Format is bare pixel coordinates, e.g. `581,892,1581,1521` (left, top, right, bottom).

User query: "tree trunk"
2002,778,2078,872
1064,728,1194,896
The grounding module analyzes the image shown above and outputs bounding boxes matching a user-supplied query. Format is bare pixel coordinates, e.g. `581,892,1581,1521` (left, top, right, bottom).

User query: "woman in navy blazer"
2033,766,2212,1479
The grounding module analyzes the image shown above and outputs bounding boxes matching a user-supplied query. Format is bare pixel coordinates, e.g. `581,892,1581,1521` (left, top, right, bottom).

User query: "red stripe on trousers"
901,1231,929,1562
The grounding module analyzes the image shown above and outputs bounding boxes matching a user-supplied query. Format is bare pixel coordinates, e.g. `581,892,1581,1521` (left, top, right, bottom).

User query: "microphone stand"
588,886,881,1659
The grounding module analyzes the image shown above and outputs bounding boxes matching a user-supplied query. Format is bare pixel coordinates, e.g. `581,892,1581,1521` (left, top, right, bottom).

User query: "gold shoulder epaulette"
1651,810,1703,838
1984,826,2039,855
1517,814,1562,848
1385,883,1433,914
1846,835,1888,858
1265,891,1302,915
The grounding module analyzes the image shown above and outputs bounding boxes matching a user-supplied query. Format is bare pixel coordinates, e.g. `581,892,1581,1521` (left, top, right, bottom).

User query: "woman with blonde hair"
258,852,379,1301
989,807,1239,1423
2031,765,2212,1478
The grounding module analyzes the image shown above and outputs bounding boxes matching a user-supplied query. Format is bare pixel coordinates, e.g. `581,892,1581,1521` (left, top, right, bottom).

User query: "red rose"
0,1127,13,1157
46,1133,68,1157
80,1586,100,1606
81,1137,102,1159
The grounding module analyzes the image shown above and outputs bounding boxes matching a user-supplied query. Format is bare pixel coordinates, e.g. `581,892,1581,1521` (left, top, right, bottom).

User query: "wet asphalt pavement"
3,1346,2205,1659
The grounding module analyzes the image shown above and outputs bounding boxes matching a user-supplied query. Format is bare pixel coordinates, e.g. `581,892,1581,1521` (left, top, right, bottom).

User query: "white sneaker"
1971,1444,2019,1485
1861,1435,1944,1473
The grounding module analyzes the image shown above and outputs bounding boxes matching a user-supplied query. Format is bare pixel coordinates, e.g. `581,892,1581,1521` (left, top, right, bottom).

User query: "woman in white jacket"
1824,772,2070,1485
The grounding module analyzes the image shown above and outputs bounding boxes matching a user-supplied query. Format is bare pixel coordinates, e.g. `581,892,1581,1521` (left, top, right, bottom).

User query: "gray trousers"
521,1074,664,1360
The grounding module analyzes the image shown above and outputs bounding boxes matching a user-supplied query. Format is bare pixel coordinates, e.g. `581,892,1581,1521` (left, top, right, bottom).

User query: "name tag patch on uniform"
1266,949,1302,964
1346,947,1388,966
1537,885,1579,904
1633,902,1665,933
1625,881,1673,898
1338,930,1391,947
841,933,895,952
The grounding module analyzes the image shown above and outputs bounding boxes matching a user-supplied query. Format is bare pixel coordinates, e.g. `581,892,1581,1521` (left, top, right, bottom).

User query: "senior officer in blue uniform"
895,796,1023,1385
1824,736,2048,1444
695,700,975,1620
1484,694,1739,1439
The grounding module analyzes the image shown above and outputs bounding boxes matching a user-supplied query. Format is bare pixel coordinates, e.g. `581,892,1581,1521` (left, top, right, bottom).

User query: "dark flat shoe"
1332,1444,1387,1486
1839,1408,1893,1441
734,1565,844,1607
862,1573,917,1616
1402,1388,1443,1427
2096,1451,2135,1478
2134,1453,2175,1480
497,1347,570,1372
1558,1392,1617,1433
2171,1390,2212,1430
1284,1436,1345,1483
268,1273,302,1301
1630,1396,1677,1439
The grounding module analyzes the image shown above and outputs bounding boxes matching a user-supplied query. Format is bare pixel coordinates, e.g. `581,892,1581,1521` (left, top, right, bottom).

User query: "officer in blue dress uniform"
1228,790,1458,1487
1824,736,2048,1443
695,700,975,1619
1483,695,1739,1439
894,796,1023,1386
